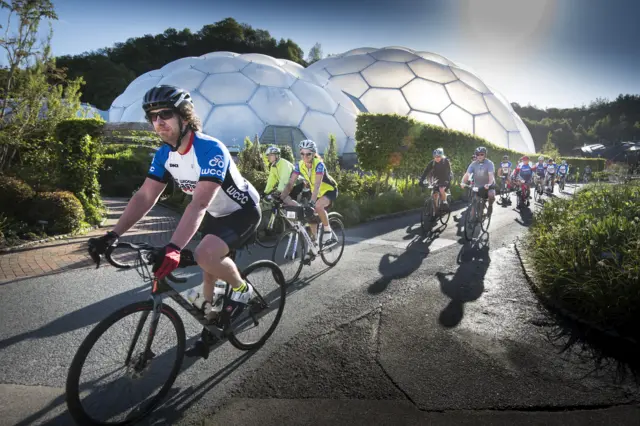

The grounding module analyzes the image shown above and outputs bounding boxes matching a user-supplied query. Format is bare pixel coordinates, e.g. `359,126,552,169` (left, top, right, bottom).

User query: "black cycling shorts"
200,207,261,250
431,182,450,194
290,181,304,200
322,189,338,202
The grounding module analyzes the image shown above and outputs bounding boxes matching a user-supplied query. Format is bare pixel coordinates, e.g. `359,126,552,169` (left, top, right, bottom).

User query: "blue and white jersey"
545,163,557,175
499,161,512,175
557,164,569,175
147,132,259,218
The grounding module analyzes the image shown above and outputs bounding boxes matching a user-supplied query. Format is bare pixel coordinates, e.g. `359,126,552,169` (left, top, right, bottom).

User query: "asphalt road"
1,183,639,426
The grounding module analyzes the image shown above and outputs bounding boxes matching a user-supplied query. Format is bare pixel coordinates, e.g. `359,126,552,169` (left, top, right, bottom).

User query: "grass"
525,181,640,338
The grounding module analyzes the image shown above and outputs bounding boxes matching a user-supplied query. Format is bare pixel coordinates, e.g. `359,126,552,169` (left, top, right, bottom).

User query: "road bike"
271,198,345,284
533,176,545,203
514,178,531,209
461,183,492,241
420,181,451,233
256,191,311,248
558,174,566,191
65,238,286,425
499,175,511,204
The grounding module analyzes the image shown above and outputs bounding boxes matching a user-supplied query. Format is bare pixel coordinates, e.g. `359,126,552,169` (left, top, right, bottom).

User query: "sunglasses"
476,153,486,156
300,152,314,157
147,109,175,122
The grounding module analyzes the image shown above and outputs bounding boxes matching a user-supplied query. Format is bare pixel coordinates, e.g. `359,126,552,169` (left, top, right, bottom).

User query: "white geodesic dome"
108,52,359,154
307,46,536,153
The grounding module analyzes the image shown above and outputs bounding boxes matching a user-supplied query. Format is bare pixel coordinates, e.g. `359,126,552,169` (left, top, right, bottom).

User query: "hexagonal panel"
402,79,450,113
310,67,332,81
200,51,238,59
326,54,375,76
361,88,410,115
116,76,162,107
109,107,124,122
370,48,418,62
415,51,456,66
198,73,257,104
300,69,330,88
513,114,536,152
110,92,129,109
361,62,414,88
281,61,305,79
484,94,518,131
334,104,357,140
508,132,528,153
475,113,508,148
241,53,283,68
300,110,347,154
329,73,370,98
290,79,336,114
160,57,203,75
193,57,247,74
324,82,360,115
249,86,306,126
441,104,473,134
158,68,207,91
241,62,295,88
446,80,488,115
120,99,145,122
407,59,457,84
451,67,490,93
408,111,444,127
342,47,377,57
203,105,264,146
306,57,340,72
189,92,212,118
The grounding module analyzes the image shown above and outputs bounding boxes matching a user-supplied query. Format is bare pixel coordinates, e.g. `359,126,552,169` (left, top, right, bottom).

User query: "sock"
234,281,247,292
323,224,332,233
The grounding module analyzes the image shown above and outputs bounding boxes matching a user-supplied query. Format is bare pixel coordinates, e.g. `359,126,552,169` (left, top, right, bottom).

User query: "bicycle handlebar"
104,242,198,284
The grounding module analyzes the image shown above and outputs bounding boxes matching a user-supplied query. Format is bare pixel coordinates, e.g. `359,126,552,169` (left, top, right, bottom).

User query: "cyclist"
419,148,451,211
512,155,534,206
499,154,513,204
544,158,557,192
264,146,304,201
532,155,547,193
557,159,569,187
279,139,339,246
461,146,496,215
86,84,261,360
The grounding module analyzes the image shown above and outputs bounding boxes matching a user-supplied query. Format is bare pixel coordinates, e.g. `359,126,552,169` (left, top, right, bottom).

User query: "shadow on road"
367,230,441,295
437,232,491,328
514,204,534,227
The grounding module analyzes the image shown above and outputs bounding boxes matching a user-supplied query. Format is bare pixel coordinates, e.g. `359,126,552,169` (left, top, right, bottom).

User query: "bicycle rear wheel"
320,214,345,267
66,301,185,425
256,208,286,248
228,260,287,350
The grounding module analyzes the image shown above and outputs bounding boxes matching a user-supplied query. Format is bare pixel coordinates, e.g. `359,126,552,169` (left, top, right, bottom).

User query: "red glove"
153,243,182,279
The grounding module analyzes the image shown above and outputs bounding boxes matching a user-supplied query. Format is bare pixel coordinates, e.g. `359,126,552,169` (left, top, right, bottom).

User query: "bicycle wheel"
439,196,451,226
272,228,305,284
228,260,286,350
256,208,285,248
481,201,492,232
420,197,434,232
534,183,542,203
66,301,185,425
105,243,140,269
463,202,477,241
320,214,345,267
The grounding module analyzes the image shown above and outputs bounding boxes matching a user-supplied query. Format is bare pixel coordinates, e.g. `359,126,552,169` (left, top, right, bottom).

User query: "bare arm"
461,172,470,184
279,173,299,200
488,172,495,186
169,180,219,249
112,178,167,236
311,173,322,202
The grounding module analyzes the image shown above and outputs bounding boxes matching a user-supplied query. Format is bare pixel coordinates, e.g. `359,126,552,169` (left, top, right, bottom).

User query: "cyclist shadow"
367,232,439,295
437,232,491,329
514,205,534,227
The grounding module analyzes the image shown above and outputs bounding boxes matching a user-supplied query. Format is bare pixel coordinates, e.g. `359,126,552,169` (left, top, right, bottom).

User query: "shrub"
259,143,295,163
525,182,640,337
0,176,35,217
28,191,86,234
99,145,156,196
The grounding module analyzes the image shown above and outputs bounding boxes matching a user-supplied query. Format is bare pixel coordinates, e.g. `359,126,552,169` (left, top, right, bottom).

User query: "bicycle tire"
463,202,476,241
320,214,345,267
255,208,285,248
439,196,451,226
228,260,287,350
420,197,434,233
481,201,492,232
66,301,186,425
272,229,305,284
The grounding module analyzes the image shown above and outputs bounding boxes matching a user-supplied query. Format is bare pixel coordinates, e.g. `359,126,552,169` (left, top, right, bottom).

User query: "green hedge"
99,145,156,196
556,156,606,173
28,191,86,234
0,176,36,217
526,182,640,337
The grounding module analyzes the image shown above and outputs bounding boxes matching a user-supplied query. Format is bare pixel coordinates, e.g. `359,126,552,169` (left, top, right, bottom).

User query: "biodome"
307,46,535,153
108,52,359,155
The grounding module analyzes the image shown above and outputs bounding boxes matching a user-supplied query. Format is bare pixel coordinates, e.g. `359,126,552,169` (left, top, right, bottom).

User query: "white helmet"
538,155,544,161
265,146,280,155
299,139,317,153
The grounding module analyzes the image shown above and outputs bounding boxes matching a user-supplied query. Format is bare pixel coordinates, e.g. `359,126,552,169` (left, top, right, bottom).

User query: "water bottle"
214,280,226,299
186,289,209,311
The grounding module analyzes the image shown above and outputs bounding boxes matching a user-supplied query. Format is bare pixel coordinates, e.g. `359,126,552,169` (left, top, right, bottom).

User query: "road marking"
345,236,458,252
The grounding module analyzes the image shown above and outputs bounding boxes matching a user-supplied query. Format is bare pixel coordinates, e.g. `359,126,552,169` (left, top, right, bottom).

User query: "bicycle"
271,198,345,284
65,239,286,425
499,175,511,204
533,176,544,203
420,181,451,233
514,179,531,209
558,174,566,191
256,192,290,248
461,182,492,241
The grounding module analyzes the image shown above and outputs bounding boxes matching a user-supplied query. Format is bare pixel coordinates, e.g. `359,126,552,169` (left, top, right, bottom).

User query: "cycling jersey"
265,158,294,194
420,157,452,185
557,164,569,175
532,162,547,178
545,163,557,175
513,163,534,182
499,161,512,176
293,157,337,197
147,132,259,218
466,159,495,187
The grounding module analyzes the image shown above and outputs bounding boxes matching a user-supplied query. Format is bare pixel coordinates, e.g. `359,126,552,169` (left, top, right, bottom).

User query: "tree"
306,42,323,64
324,134,339,173
541,131,560,161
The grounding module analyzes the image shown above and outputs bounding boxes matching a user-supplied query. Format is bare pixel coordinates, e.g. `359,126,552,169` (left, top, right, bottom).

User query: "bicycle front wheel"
420,197,434,233
256,208,285,248
463,203,477,241
320,214,345,267
272,229,305,284
228,260,287,350
66,301,185,425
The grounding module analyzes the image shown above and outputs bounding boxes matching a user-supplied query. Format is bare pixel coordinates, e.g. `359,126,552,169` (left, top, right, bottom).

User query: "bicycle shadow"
367,232,438,295
437,232,491,329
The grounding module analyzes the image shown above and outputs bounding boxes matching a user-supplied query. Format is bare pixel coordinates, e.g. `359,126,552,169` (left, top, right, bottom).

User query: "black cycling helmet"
142,85,193,152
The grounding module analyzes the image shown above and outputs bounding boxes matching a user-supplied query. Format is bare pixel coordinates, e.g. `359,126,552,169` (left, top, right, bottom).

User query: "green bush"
259,144,295,163
28,191,86,234
558,156,606,173
525,182,640,337
243,169,269,193
0,176,35,217
99,145,156,196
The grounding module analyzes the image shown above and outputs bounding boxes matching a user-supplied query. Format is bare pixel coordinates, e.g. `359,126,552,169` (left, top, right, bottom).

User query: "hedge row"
355,113,605,180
